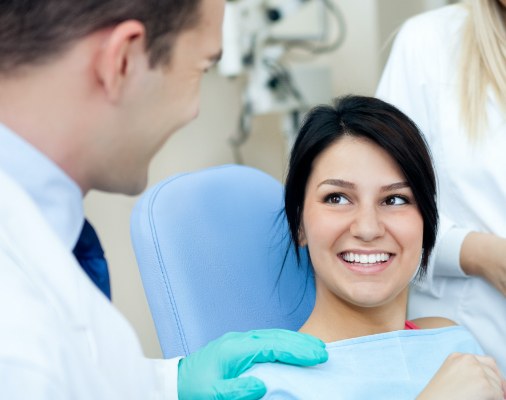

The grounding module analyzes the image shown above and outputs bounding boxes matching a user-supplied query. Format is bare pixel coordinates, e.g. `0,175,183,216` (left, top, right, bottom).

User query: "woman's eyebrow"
380,182,410,192
317,179,410,192
317,179,354,189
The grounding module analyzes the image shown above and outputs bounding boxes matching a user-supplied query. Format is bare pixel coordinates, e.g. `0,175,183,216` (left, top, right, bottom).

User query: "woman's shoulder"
394,4,467,49
390,4,468,68
411,316,457,329
402,4,467,32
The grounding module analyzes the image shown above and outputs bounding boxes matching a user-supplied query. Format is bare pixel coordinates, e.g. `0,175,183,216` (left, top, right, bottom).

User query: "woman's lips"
339,251,394,274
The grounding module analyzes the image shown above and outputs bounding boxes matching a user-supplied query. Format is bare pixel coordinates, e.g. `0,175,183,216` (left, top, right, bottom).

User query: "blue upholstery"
130,164,315,358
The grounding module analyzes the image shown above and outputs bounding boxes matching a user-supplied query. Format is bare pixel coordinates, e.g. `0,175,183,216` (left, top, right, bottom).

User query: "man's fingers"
229,329,328,367
213,377,267,400
178,329,328,399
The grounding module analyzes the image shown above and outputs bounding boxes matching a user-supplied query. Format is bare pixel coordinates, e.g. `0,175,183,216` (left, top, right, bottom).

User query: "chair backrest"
130,164,315,358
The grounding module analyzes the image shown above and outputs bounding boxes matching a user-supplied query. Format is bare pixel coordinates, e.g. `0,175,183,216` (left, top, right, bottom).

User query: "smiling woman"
287,95,436,341
240,95,506,399
299,134,424,330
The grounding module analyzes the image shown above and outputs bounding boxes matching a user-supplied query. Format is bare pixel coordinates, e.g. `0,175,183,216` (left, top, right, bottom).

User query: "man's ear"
95,20,147,102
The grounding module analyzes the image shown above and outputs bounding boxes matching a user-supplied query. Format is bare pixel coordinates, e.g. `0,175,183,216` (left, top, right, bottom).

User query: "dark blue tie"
73,219,111,300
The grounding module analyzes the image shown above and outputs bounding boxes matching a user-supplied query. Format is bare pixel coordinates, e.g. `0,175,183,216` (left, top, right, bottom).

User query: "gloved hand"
177,329,328,400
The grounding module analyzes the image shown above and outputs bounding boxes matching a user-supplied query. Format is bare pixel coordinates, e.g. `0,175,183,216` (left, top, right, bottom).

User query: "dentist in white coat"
0,0,328,399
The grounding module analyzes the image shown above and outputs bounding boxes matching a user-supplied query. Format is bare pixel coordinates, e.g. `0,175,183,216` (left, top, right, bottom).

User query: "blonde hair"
459,0,506,139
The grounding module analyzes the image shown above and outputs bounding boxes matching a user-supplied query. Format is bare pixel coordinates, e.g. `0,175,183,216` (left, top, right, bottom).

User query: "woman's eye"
384,195,408,206
324,193,350,205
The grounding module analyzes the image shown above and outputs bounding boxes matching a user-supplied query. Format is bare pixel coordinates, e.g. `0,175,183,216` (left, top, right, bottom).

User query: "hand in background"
461,232,506,296
417,353,506,400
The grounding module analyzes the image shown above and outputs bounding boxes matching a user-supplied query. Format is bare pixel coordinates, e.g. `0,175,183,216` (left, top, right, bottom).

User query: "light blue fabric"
0,123,83,249
130,164,315,358
242,326,484,399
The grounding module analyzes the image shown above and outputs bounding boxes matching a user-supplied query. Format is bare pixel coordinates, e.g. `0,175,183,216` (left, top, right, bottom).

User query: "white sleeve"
434,216,470,279
376,14,470,289
0,362,66,400
149,357,182,400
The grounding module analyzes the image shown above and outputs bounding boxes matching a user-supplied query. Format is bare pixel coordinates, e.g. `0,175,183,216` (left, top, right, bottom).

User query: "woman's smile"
339,251,394,275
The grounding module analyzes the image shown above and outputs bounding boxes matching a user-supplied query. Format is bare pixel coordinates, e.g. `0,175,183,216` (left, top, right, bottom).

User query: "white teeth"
342,252,390,264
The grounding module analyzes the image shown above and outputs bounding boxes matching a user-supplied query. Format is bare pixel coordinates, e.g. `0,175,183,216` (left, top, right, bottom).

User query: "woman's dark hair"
284,95,438,278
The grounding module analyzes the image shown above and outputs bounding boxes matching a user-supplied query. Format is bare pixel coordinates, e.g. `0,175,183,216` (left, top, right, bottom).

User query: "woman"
241,95,505,399
376,0,506,375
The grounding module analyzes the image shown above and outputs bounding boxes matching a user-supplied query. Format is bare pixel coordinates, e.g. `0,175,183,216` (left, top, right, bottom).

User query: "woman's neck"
299,289,408,343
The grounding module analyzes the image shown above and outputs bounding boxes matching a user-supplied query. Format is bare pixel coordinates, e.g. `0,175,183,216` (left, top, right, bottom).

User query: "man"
0,0,327,399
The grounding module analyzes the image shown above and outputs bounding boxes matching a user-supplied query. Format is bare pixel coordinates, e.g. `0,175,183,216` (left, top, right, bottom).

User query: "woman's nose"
349,206,385,242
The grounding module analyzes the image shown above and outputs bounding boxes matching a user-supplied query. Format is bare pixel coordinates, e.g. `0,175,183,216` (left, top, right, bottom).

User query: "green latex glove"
177,329,328,400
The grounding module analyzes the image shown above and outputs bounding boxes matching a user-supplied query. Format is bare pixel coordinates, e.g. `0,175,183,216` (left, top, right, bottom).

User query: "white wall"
84,0,449,358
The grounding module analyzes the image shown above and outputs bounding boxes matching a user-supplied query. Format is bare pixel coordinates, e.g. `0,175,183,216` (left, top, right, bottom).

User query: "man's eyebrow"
209,49,223,65
317,179,355,189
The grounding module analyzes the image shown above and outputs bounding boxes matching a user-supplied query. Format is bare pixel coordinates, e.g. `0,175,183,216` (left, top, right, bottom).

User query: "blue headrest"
131,164,315,358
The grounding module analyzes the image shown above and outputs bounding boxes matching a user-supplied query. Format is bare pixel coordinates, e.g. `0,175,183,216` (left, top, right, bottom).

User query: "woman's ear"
298,225,307,247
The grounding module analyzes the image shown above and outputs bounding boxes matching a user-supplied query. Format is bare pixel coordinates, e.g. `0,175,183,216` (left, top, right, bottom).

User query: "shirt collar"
0,123,84,249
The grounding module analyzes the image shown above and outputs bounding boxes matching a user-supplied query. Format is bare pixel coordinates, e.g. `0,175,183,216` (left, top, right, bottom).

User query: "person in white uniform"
0,0,328,399
376,0,506,375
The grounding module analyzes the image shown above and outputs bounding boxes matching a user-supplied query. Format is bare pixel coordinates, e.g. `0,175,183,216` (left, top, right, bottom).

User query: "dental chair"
130,164,315,358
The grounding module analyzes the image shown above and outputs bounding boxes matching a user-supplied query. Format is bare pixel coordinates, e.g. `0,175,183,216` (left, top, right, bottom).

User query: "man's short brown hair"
0,0,202,73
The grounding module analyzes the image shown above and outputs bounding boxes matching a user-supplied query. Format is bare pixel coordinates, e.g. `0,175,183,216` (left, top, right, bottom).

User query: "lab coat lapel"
0,169,100,349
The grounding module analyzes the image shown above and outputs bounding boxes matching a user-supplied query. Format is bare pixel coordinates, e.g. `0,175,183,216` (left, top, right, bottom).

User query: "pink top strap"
404,320,420,330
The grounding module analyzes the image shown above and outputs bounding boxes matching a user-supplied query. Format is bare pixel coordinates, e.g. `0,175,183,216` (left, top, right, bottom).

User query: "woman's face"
300,135,423,309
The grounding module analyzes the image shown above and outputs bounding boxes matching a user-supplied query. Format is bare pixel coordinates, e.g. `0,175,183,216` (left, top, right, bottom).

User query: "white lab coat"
0,168,179,399
377,4,506,375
